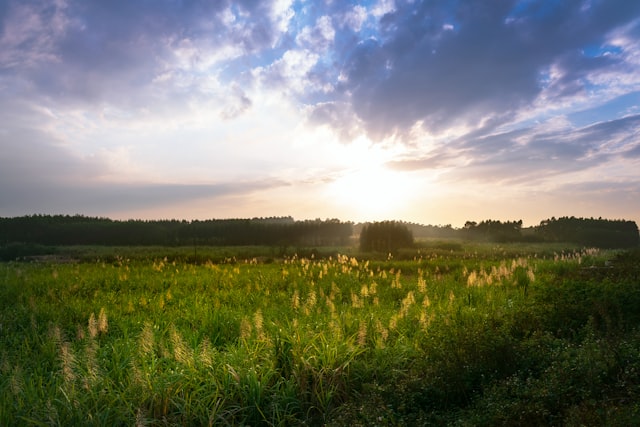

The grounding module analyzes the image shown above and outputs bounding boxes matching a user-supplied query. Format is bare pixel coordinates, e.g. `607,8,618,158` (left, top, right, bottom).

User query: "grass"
1,244,639,425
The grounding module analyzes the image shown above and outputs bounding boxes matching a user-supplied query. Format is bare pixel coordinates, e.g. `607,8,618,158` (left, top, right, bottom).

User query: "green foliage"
463,219,524,242
359,220,414,253
0,242,56,261
1,244,639,425
0,215,353,247
536,216,640,248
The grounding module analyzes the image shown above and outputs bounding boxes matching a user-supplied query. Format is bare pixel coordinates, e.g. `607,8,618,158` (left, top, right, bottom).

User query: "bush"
359,221,414,253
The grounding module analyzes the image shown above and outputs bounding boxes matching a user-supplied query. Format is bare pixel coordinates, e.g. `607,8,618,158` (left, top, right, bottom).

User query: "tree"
359,221,414,253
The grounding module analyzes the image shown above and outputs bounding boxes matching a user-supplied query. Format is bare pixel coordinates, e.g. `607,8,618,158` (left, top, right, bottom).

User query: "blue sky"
1,0,639,227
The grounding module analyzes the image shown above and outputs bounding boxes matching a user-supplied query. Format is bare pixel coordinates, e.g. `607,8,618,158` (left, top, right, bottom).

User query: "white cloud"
296,15,335,52
270,0,295,39
341,5,368,32
371,0,395,18
253,49,320,95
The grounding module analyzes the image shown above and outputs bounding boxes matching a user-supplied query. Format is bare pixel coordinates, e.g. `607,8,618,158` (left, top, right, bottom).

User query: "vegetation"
359,220,414,253
536,216,640,248
463,219,524,242
0,216,353,249
2,216,637,257
2,243,640,425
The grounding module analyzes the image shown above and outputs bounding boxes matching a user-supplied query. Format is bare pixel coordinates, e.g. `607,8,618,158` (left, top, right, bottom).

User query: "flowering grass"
1,245,639,425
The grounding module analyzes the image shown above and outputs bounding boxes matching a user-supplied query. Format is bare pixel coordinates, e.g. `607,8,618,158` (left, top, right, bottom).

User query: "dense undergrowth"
1,245,639,425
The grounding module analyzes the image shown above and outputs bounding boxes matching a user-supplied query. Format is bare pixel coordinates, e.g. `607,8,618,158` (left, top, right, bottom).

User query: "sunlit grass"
1,244,638,425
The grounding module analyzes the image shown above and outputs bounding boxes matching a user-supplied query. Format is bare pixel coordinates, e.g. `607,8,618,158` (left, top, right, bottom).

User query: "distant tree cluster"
461,217,638,248
0,215,353,247
1,215,637,252
535,216,639,248
359,221,414,253
463,220,524,243
354,221,457,240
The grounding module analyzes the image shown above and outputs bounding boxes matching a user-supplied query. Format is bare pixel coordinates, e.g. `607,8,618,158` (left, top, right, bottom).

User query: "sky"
1,0,639,227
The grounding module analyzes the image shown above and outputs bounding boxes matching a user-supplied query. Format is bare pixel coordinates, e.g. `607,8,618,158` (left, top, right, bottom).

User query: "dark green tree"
359,221,414,253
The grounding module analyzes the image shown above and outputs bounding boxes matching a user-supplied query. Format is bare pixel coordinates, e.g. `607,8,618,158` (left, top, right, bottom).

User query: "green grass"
1,244,639,425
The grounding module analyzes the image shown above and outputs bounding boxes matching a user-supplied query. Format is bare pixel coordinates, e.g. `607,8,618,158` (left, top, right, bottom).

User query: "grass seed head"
240,317,252,341
98,308,108,335
88,313,98,338
357,321,367,347
139,322,155,356
59,341,76,385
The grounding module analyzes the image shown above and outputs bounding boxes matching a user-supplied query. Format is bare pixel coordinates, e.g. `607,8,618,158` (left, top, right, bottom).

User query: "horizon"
1,1,640,227
3,212,639,231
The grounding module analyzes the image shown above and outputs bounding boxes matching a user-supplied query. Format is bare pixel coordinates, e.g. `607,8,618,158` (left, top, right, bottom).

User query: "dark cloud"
330,0,640,140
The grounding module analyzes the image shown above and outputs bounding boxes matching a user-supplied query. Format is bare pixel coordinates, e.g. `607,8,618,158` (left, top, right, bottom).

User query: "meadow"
1,243,640,425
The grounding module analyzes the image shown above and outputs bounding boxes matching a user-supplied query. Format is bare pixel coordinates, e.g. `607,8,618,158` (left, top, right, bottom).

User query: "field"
1,244,640,425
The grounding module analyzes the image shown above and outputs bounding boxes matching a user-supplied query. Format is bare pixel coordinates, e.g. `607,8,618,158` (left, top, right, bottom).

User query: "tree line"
1,215,637,253
0,215,353,247
535,216,639,248
358,217,638,252
463,217,639,248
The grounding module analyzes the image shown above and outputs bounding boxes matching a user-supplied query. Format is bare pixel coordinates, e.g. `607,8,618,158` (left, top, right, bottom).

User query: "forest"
0,215,637,255
0,216,352,247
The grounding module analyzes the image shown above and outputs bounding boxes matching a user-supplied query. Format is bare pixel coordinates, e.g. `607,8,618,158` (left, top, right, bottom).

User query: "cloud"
0,113,107,184
550,179,640,219
296,15,335,52
0,125,286,217
1,0,639,224
339,5,368,32
0,179,283,218
253,49,321,96
386,114,640,185
322,0,640,141
386,151,459,171
0,97,287,217
625,143,640,158
0,0,290,108
305,101,363,142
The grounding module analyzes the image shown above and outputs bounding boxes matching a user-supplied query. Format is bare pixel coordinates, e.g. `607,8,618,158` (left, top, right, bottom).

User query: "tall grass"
1,245,638,425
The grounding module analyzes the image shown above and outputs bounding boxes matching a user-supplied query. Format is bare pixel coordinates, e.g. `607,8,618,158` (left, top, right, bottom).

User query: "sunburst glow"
328,164,415,220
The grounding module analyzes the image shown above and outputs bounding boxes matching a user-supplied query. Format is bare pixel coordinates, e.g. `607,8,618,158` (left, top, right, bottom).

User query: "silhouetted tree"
0,215,353,248
359,221,414,253
463,219,523,242
535,217,639,248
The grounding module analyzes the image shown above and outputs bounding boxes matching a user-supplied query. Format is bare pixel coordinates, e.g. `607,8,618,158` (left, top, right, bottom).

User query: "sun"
327,163,416,221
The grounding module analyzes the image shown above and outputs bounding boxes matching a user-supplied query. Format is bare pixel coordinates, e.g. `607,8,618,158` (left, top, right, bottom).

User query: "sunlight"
327,163,416,220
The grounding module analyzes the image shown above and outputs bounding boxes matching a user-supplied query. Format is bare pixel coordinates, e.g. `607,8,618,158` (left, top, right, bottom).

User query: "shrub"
359,221,414,253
